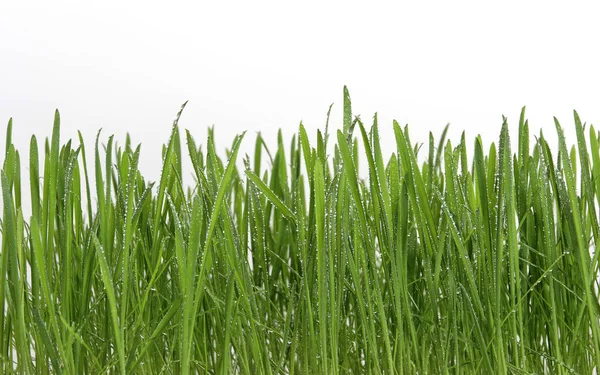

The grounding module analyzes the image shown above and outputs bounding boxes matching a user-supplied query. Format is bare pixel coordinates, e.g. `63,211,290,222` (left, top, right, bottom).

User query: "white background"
1,1,600,187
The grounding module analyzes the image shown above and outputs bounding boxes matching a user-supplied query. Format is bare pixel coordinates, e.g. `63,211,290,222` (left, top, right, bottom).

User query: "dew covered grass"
2,88,600,373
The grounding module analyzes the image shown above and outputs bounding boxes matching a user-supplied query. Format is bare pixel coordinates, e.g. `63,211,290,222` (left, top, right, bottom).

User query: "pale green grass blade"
183,132,245,375
92,234,126,374
246,169,296,223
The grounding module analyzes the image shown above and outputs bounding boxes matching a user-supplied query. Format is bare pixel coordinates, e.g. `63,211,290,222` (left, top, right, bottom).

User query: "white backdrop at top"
1,0,600,217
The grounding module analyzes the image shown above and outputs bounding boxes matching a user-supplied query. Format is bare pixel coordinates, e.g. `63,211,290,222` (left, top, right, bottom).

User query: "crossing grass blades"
2,88,600,373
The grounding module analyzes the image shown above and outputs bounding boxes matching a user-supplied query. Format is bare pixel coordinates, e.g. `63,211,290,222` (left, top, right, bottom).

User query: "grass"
2,87,600,373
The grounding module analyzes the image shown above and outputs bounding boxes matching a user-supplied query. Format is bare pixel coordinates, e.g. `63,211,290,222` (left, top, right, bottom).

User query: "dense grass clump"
2,88,600,374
